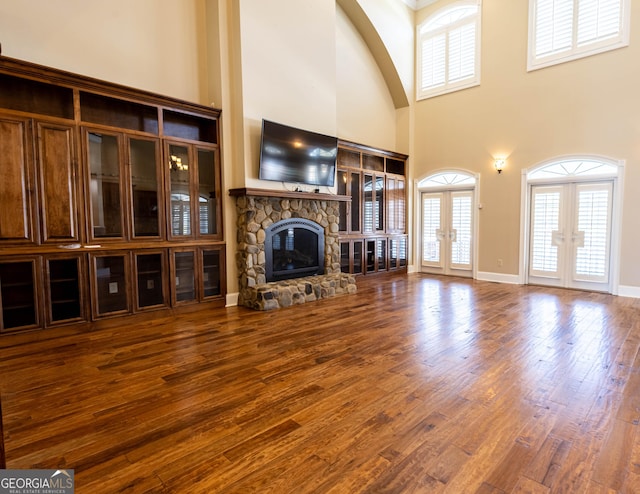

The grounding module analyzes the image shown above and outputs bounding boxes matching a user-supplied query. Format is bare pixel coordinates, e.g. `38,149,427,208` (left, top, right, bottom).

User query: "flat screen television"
259,119,337,187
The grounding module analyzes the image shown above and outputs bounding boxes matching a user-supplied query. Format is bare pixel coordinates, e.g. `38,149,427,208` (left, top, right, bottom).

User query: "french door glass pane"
451,193,472,266
531,188,560,273
422,195,441,263
575,184,611,279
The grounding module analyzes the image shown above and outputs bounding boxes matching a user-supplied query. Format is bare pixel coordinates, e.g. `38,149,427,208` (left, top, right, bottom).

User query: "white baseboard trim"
226,292,239,307
617,285,640,299
476,272,521,284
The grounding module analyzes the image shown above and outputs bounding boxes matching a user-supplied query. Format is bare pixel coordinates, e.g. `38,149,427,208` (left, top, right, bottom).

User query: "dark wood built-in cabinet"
337,140,408,276
0,56,225,333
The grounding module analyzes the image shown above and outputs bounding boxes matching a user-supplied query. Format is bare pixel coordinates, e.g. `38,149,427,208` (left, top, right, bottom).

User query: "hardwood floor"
1,274,640,493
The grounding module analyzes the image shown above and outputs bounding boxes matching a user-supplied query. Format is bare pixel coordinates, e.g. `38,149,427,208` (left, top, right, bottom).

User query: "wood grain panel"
0,118,31,241
37,122,77,241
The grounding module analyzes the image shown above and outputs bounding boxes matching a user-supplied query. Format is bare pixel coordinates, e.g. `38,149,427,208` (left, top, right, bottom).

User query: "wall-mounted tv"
259,119,337,187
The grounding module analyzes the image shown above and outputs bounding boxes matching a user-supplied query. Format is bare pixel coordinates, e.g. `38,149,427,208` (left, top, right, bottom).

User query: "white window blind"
531,190,560,273
529,0,629,70
575,185,611,280
418,1,481,100
451,193,472,266
422,195,441,264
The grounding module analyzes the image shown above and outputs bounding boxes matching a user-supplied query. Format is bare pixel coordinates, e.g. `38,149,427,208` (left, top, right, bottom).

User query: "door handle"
551,230,564,246
572,231,585,247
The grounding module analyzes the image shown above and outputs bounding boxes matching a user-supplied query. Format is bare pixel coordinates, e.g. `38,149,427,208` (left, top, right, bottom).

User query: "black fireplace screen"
265,218,324,282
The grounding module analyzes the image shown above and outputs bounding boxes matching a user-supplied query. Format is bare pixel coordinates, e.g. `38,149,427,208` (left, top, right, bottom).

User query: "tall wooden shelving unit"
0,56,225,333
336,139,408,276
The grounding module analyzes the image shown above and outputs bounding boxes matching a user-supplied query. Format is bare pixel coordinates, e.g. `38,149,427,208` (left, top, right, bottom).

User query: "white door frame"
416,169,480,280
519,155,624,294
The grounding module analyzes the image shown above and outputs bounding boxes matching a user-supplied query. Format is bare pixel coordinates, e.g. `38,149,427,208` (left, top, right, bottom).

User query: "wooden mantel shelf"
229,188,351,202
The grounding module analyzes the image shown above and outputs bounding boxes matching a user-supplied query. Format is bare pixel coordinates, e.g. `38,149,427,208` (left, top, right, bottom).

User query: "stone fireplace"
230,188,356,310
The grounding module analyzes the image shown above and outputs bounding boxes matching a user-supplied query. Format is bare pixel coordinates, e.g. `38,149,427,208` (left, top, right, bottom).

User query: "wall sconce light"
494,159,506,174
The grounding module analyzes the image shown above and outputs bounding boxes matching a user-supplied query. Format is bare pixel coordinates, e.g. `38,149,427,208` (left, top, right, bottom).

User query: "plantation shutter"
448,22,476,83
577,0,622,46
450,191,472,268
421,34,446,91
533,0,624,59
422,193,442,265
534,0,574,57
419,4,479,97
573,182,612,282
530,186,562,276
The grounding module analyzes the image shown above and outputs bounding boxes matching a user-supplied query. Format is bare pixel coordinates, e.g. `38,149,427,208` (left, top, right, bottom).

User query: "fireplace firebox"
265,218,325,282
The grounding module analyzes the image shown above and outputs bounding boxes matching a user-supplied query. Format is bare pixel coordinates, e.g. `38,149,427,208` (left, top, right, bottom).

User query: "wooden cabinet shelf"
0,56,226,333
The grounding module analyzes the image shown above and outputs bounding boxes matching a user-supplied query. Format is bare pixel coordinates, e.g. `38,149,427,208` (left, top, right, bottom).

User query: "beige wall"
336,5,398,150
413,0,640,288
0,0,208,103
237,0,338,191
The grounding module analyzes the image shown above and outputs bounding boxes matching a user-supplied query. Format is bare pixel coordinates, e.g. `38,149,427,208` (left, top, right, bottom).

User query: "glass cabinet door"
337,170,348,232
340,241,350,272
363,174,374,233
93,254,129,316
47,256,83,324
375,175,385,231
88,132,124,239
377,238,387,271
201,249,223,298
0,260,39,331
130,138,161,237
173,250,196,303
353,240,363,274
197,148,219,236
350,172,361,233
168,144,192,237
135,252,165,309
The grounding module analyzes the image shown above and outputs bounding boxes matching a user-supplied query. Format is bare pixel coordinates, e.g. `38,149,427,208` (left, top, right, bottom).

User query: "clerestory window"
528,0,630,71
417,1,481,100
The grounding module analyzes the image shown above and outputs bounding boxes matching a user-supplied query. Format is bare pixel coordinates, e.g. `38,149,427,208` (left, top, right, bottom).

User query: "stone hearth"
230,188,356,310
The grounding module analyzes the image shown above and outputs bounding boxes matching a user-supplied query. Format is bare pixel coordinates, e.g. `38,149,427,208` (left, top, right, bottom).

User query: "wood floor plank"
1,274,640,493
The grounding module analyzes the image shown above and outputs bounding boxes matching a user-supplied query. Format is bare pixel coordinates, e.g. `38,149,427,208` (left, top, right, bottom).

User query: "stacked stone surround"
234,193,356,310
241,273,356,311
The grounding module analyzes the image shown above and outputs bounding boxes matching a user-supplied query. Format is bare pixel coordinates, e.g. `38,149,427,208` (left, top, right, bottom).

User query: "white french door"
421,189,473,277
528,181,613,291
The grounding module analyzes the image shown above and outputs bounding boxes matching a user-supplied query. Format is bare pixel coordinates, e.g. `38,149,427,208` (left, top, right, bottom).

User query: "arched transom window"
527,158,619,181
419,171,476,188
